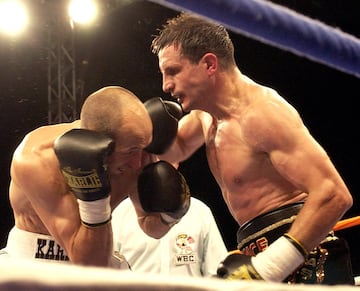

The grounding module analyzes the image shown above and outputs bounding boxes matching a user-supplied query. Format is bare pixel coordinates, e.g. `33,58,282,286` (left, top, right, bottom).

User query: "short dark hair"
151,12,236,70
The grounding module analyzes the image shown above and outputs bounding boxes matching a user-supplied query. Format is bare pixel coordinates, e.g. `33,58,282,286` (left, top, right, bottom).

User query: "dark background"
1,0,359,275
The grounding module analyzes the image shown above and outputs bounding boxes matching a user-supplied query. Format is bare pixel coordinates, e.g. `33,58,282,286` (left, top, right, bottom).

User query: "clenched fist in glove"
54,128,114,227
217,251,263,280
217,235,307,282
138,160,190,226
144,97,183,154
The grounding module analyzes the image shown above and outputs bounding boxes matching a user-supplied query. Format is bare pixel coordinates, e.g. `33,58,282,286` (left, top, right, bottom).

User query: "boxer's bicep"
13,152,81,251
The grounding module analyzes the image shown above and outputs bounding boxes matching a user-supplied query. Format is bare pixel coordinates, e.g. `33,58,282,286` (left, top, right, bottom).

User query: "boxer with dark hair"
151,12,354,284
1,86,190,267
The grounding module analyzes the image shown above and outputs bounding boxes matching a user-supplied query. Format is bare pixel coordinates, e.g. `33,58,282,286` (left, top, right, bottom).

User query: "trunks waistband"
3,226,69,262
237,202,304,252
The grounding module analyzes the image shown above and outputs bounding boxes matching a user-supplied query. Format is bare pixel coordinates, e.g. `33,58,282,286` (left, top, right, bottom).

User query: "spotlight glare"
0,0,29,36
68,0,98,25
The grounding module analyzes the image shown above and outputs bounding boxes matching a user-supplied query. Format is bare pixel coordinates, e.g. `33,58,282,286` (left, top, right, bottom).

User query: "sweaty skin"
9,87,173,267
158,44,352,253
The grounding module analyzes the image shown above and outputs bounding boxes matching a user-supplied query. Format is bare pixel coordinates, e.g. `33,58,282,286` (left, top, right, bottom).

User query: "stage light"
0,0,29,36
68,0,98,25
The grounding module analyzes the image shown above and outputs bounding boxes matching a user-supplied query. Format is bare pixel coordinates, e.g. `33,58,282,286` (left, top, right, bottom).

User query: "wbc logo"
173,233,197,265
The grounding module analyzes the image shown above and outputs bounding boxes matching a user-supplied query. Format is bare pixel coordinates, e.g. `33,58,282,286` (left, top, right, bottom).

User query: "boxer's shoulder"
14,121,79,158
11,123,79,185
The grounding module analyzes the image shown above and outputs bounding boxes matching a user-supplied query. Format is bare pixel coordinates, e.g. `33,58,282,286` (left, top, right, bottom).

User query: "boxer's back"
9,121,80,234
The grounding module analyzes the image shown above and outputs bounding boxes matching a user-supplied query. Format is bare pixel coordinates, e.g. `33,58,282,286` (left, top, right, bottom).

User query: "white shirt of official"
112,197,228,277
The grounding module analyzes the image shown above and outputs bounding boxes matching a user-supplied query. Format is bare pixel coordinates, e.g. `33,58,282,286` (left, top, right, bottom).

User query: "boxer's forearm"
69,223,113,266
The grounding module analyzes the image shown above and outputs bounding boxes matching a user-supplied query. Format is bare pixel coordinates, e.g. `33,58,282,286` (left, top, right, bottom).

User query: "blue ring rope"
149,0,360,78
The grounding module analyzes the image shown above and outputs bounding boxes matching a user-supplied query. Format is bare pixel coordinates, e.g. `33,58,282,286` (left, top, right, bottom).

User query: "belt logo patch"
241,236,269,256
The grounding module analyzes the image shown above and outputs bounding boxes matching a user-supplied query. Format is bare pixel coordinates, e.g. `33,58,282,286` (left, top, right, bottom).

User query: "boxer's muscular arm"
243,101,352,280
279,133,352,249
11,145,113,266
54,129,115,266
159,110,205,164
218,99,352,282
247,100,352,251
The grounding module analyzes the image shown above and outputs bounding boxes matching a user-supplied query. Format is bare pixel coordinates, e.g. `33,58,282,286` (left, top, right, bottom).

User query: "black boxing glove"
144,97,183,155
217,251,263,280
138,160,190,226
54,128,115,227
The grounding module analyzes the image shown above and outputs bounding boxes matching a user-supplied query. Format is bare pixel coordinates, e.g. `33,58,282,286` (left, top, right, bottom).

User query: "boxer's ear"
202,53,217,74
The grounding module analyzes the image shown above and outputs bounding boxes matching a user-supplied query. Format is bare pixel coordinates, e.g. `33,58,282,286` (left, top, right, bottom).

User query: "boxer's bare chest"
204,117,267,194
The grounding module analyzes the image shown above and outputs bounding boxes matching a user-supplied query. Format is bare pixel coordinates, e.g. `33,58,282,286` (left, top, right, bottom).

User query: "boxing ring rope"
148,0,360,78
333,216,360,232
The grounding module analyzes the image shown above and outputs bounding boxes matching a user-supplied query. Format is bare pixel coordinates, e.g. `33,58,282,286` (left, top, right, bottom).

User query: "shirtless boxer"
151,13,354,284
1,86,190,267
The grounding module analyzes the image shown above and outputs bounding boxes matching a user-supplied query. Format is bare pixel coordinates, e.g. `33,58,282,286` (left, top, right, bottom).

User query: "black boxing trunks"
236,202,354,285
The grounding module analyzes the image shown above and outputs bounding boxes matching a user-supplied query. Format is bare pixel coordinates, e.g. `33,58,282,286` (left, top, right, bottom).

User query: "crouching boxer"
217,202,354,284
1,86,189,268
